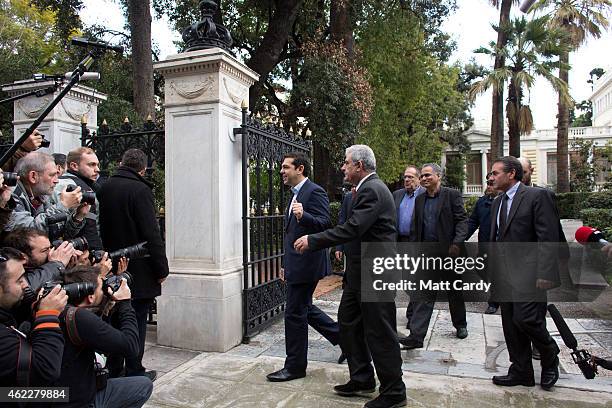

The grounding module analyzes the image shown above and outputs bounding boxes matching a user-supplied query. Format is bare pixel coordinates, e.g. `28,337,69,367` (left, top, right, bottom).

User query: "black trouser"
107,298,153,377
284,281,340,373
338,288,406,398
408,289,466,342
500,301,559,377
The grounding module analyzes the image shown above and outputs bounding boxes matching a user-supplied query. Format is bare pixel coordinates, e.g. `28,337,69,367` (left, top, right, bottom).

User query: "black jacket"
51,301,139,408
410,186,468,246
467,194,494,243
308,174,397,290
97,167,169,299
0,307,64,387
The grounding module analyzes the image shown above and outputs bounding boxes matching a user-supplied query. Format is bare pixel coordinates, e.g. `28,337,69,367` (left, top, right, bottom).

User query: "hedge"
580,208,612,238
555,192,593,219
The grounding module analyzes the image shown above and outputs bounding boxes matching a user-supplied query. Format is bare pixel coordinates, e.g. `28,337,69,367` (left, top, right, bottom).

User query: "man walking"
266,152,340,382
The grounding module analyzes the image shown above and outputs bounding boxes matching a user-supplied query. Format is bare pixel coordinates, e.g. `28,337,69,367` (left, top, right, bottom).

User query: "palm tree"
532,0,610,192
489,0,517,160
469,16,572,157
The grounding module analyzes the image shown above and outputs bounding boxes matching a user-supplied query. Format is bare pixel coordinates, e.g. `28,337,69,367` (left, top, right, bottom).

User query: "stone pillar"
1,80,106,154
154,48,258,352
480,150,488,190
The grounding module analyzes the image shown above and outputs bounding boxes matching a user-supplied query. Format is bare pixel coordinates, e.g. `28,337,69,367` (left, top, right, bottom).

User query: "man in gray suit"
489,156,560,391
294,145,406,408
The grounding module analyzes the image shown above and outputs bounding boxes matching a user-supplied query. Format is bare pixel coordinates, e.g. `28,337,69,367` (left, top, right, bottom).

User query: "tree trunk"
330,0,355,57
127,0,155,120
507,79,521,157
247,0,304,109
490,0,512,160
556,50,570,192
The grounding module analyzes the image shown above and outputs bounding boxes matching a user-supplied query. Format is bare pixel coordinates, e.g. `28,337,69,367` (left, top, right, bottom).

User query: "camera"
40,280,95,302
40,137,50,148
102,271,132,296
52,236,89,251
47,213,68,225
66,184,96,205
2,172,18,187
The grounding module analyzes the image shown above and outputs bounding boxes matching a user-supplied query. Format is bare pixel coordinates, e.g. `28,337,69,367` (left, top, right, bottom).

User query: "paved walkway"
142,299,612,408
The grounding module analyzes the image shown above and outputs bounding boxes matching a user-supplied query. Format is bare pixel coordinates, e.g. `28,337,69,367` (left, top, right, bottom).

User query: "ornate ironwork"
81,118,164,179
182,0,233,53
236,109,312,341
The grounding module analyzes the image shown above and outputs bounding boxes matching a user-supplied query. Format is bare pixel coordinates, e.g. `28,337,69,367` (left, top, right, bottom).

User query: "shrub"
555,192,592,219
584,190,612,210
580,208,612,238
464,195,479,217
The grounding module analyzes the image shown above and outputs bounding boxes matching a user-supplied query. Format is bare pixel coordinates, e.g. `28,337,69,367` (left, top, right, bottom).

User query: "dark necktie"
497,194,509,241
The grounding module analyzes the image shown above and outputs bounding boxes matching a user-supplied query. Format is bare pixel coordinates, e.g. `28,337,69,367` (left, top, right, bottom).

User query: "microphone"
519,0,537,13
575,226,609,248
71,37,124,53
32,72,100,81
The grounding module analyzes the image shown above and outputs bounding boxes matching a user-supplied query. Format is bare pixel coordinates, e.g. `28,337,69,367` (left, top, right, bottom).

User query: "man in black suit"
393,165,424,328
489,156,560,391
294,145,406,408
266,153,340,382
400,163,468,350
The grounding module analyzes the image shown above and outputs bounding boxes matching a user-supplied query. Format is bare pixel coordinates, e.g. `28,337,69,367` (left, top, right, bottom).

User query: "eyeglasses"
420,173,433,178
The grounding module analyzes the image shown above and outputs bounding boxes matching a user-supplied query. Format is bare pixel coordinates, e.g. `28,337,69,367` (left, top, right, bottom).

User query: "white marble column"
481,150,488,190
1,80,106,154
154,48,258,352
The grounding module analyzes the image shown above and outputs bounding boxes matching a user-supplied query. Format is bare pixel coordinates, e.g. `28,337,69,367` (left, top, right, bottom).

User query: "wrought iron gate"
235,107,311,341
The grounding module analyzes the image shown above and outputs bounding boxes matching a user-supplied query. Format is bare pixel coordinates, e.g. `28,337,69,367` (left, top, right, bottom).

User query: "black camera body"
40,280,95,302
52,236,89,251
102,272,132,296
40,137,50,148
66,184,96,205
2,171,18,187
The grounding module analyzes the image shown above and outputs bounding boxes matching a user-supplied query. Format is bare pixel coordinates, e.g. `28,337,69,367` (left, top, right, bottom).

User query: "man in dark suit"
266,153,340,382
399,163,469,350
334,188,354,270
294,145,406,408
393,165,424,328
98,148,169,381
489,156,560,391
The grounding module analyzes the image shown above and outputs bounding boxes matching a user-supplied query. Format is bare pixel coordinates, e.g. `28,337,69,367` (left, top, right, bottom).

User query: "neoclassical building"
448,69,612,196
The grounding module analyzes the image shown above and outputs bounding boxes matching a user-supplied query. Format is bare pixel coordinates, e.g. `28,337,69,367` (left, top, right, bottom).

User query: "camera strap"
65,306,84,347
11,327,31,387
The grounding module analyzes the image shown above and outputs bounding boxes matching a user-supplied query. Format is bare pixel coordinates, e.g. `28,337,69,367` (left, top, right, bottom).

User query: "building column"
481,149,488,190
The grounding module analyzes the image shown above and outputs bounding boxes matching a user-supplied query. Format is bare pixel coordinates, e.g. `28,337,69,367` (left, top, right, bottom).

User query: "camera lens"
2,172,18,187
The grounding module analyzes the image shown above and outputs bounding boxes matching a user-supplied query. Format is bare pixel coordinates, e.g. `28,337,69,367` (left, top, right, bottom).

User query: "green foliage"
571,100,592,127
555,192,593,218
444,154,466,190
584,191,612,209
329,201,341,229
570,138,598,192
463,195,479,217
580,208,612,238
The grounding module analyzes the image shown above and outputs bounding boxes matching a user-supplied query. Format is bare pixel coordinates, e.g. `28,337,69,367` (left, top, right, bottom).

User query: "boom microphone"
519,0,537,13
71,37,123,53
575,226,608,248
33,72,100,81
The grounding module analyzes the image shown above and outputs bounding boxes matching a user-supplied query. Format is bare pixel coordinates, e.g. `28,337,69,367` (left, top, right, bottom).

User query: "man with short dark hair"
50,265,153,407
266,152,340,382
0,247,68,387
489,156,561,391
52,147,103,250
97,148,168,380
52,153,67,177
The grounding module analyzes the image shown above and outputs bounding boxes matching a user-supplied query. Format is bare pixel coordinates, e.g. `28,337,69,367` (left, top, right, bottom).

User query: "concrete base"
157,269,242,352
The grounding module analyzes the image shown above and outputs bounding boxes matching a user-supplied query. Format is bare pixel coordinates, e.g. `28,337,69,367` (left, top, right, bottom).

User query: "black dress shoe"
541,358,559,390
338,352,347,364
456,327,468,339
334,380,376,396
492,373,535,387
364,394,407,408
485,305,498,314
266,368,306,382
399,336,423,350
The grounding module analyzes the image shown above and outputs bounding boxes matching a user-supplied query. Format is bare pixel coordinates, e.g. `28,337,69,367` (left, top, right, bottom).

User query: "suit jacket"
410,187,468,246
489,182,560,292
283,179,332,284
393,186,424,239
335,191,353,252
308,174,397,290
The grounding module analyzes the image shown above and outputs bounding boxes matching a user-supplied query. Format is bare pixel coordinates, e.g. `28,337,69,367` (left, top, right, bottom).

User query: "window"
466,153,482,185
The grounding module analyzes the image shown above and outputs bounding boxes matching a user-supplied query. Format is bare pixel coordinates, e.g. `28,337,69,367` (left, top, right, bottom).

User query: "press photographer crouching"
3,228,82,315
53,147,103,250
50,265,153,408
0,247,68,387
4,152,91,237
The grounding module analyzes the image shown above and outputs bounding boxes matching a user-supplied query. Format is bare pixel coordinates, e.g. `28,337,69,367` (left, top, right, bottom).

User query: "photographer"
51,265,152,408
52,147,103,250
0,247,68,387
52,153,67,177
4,152,90,237
0,170,16,231
3,228,80,299
3,129,44,173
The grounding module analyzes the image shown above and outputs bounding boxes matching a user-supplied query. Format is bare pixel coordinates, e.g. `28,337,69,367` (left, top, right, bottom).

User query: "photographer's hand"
117,256,128,275
21,130,43,152
48,241,76,266
95,252,112,276
109,278,131,301
74,202,91,222
60,186,82,209
38,285,68,311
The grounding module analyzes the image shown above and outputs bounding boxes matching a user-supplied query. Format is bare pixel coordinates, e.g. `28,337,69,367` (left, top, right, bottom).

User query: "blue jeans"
92,377,153,408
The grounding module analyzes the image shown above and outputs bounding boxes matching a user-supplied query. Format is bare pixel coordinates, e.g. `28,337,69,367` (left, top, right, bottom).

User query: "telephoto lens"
66,184,96,205
2,172,18,187
40,280,95,302
52,237,89,251
108,242,149,261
